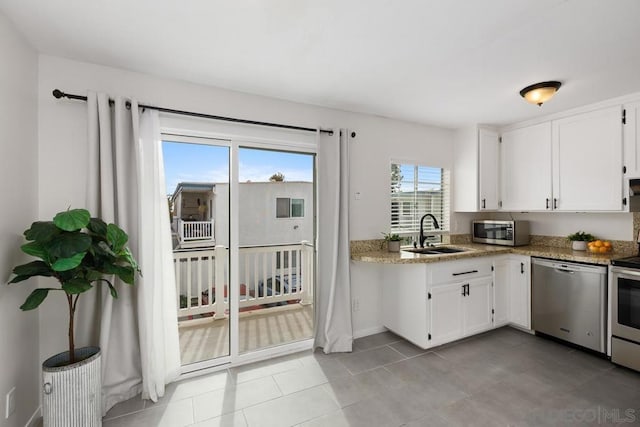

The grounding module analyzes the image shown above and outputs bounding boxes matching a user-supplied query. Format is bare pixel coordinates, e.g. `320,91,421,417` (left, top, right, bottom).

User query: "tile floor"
102,327,640,427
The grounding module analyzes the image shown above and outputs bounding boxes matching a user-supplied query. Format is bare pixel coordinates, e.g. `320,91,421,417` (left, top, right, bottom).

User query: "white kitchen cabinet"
500,122,553,211
429,276,493,344
453,126,499,212
381,264,429,348
492,256,510,327
464,276,494,335
552,106,623,211
508,255,531,330
479,128,500,210
623,102,640,178
429,282,464,345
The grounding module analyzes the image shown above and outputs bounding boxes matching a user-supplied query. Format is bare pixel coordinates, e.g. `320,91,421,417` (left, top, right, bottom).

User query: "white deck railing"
178,219,215,244
173,241,314,323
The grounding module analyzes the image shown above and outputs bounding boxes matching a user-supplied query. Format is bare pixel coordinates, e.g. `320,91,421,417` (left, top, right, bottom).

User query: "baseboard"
25,405,41,427
353,325,387,339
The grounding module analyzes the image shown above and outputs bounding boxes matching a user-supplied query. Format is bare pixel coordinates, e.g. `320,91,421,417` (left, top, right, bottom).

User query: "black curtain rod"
52,89,335,135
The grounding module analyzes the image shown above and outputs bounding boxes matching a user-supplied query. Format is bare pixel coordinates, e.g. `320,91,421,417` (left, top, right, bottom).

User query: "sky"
162,141,314,195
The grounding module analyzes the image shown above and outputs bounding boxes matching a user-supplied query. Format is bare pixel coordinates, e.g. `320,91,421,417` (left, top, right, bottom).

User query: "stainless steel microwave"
472,220,530,246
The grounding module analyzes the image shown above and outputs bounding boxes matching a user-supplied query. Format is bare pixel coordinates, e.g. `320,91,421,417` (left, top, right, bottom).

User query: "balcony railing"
178,219,215,245
173,241,314,323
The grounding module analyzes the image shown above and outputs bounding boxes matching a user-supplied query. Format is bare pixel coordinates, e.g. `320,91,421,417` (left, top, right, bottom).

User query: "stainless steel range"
610,255,640,372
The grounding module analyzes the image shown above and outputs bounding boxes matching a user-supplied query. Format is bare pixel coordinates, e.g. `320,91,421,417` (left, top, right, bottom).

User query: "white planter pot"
42,347,102,427
387,241,401,252
572,241,587,251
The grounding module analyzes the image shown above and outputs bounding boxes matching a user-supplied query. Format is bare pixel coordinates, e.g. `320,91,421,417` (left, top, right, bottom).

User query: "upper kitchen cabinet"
500,122,553,211
624,101,640,178
552,106,623,211
453,126,499,212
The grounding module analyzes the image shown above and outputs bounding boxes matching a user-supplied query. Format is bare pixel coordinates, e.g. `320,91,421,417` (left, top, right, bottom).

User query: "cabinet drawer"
427,258,493,284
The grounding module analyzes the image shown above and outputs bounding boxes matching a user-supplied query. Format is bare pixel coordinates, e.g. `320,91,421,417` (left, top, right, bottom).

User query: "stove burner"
611,256,640,269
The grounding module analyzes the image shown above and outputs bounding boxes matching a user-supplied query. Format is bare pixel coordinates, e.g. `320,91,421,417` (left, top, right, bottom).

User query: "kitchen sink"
403,246,469,255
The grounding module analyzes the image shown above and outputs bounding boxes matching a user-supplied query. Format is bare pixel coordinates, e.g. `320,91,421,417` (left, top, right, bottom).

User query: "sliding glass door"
162,137,231,367
237,147,315,355
161,134,316,370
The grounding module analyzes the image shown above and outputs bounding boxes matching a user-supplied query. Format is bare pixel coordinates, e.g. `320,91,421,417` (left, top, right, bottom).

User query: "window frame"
390,161,450,239
276,197,305,219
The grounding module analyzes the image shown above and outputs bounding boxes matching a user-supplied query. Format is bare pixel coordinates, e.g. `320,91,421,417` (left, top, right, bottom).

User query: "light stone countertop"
351,243,636,265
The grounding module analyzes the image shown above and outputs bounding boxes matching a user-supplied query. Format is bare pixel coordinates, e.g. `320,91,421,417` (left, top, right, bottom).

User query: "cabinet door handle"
553,198,558,209
461,284,469,296
482,198,486,209
546,198,550,209
466,284,470,296
452,270,478,276
521,262,524,274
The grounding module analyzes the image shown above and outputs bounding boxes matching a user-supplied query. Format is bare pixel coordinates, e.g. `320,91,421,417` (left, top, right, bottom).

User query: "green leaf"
45,233,92,259
21,241,48,261
85,269,103,281
52,252,86,272
94,240,116,257
118,248,139,271
24,221,59,242
20,288,49,310
62,278,92,294
103,264,135,285
106,224,128,251
87,217,108,237
53,209,90,232
116,266,135,285
10,261,54,281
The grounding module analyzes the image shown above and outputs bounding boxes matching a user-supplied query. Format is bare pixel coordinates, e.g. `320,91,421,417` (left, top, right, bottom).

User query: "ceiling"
2,0,640,129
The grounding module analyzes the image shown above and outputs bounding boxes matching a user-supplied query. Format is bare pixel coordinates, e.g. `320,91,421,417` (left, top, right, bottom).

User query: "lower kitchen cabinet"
429,282,464,345
381,255,530,350
508,255,531,330
429,276,493,345
464,277,494,335
493,257,511,326
381,263,430,348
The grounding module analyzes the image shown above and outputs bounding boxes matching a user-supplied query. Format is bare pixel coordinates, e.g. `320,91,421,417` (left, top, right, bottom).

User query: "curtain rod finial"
52,89,64,99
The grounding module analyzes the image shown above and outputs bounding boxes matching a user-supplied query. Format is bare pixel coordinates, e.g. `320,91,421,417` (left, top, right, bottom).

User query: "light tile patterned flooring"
103,327,640,426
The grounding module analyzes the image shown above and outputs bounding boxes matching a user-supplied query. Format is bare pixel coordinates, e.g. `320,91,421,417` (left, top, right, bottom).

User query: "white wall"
0,12,40,427
486,211,633,241
37,55,457,350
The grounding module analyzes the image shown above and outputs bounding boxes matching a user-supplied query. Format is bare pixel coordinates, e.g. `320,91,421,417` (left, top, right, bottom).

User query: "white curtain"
84,92,180,413
137,110,181,401
314,129,353,353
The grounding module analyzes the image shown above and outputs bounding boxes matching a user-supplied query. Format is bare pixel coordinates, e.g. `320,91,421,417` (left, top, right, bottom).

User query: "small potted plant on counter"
382,232,402,252
567,231,595,251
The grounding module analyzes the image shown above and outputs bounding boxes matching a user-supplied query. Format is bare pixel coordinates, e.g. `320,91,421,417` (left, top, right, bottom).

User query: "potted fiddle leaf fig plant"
7,208,139,427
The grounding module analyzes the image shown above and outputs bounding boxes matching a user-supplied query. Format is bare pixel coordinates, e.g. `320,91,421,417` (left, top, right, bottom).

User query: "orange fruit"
603,241,612,248
593,240,603,247
600,247,608,253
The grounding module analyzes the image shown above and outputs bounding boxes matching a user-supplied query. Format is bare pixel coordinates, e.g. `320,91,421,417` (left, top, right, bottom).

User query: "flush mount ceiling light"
519,81,562,106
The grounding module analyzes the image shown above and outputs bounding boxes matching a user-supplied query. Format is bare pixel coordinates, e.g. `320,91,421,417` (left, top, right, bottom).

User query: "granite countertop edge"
351,243,635,266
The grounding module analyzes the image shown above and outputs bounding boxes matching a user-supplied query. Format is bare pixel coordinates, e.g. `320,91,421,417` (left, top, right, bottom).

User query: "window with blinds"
390,163,450,235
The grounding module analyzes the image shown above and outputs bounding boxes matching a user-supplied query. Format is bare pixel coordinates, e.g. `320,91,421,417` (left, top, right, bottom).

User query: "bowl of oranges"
588,240,612,254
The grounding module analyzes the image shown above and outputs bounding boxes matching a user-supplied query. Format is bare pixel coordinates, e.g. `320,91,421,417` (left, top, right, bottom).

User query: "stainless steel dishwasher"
532,258,607,353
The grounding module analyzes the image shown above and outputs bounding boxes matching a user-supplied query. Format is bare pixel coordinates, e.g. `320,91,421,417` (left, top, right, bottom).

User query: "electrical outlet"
352,299,360,312
5,387,15,419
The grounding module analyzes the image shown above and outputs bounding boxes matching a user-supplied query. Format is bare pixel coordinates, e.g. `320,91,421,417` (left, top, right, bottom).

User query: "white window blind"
390,163,450,234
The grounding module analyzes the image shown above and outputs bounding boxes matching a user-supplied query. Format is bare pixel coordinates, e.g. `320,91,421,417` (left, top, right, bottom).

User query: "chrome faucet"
419,214,440,248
